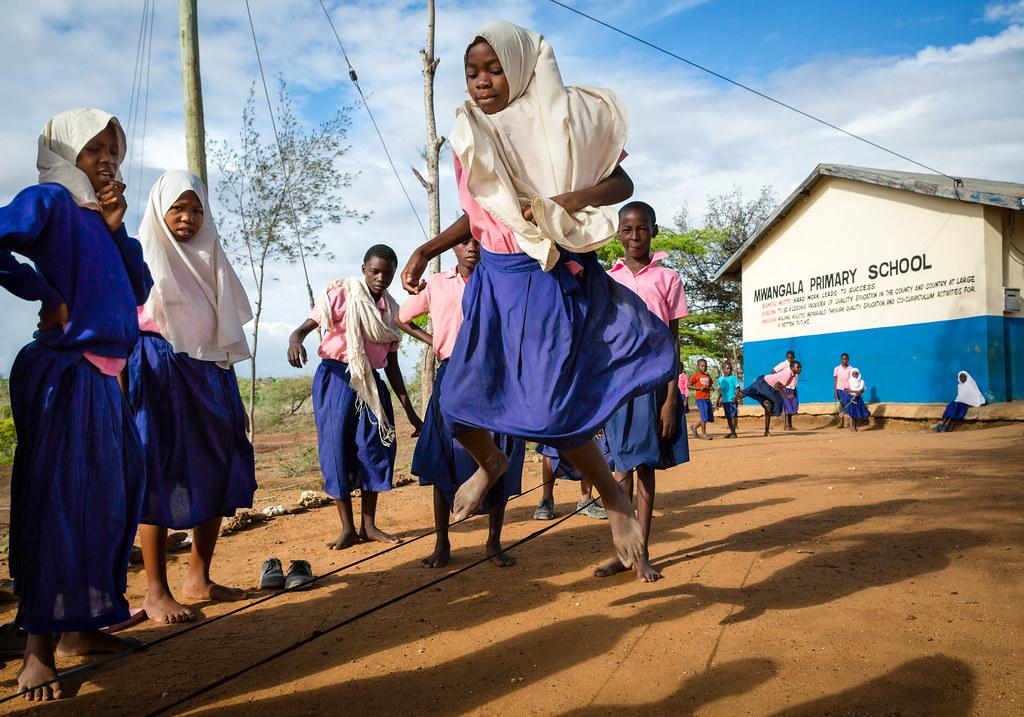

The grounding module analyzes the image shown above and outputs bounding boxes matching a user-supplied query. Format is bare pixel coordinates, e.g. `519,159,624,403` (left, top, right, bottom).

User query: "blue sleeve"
109,224,154,306
0,188,64,309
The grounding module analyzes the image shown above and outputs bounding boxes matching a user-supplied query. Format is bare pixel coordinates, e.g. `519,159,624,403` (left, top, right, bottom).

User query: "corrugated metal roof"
714,163,1024,281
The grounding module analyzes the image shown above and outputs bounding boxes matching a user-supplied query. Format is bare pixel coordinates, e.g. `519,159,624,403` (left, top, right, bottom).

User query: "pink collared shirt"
765,364,795,389
398,269,467,361
773,360,798,388
310,287,398,369
834,364,852,391
677,372,689,398
606,252,688,326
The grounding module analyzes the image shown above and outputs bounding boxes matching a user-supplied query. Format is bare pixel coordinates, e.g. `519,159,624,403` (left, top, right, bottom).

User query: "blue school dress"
439,249,676,449
603,386,689,473
129,334,256,529
413,360,525,512
842,390,871,419
744,376,785,417
942,401,969,421
1,184,152,633
313,359,396,498
782,387,799,415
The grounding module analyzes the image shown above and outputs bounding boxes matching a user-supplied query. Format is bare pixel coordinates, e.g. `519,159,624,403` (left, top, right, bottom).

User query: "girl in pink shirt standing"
833,352,852,428
399,237,525,569
288,245,422,551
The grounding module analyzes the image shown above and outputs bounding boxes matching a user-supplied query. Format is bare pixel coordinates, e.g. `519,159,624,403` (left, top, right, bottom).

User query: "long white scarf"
955,371,985,407
450,21,628,271
138,170,253,368
316,277,401,446
848,369,865,393
37,108,126,211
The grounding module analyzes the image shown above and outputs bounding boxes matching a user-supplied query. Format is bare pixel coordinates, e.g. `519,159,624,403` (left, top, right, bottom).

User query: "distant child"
401,21,673,580
833,352,852,429
744,360,802,436
129,171,256,625
688,359,714,440
677,371,690,412
716,360,741,438
532,444,607,521
596,200,689,580
843,368,870,431
775,350,798,431
1,109,153,700
288,245,423,550
938,371,985,432
399,237,525,568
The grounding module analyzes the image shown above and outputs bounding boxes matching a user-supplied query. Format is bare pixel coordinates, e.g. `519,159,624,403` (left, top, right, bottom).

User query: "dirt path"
1,419,1022,715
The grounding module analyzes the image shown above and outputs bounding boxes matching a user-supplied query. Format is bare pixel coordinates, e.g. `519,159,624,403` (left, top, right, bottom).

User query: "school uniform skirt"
413,360,524,512
440,249,676,449
313,358,395,498
9,343,144,633
603,387,689,473
782,387,799,415
128,334,256,529
840,390,871,419
942,401,969,421
744,376,785,417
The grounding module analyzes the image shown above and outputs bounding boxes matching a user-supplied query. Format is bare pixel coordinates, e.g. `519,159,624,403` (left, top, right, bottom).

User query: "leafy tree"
209,81,367,437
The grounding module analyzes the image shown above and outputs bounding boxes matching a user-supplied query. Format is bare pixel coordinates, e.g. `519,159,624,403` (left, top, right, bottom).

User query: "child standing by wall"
596,201,689,581
938,371,985,432
833,352,852,429
1,109,153,700
688,359,714,440
716,360,741,438
844,368,871,432
288,245,422,550
129,170,256,624
399,237,525,568
401,21,674,580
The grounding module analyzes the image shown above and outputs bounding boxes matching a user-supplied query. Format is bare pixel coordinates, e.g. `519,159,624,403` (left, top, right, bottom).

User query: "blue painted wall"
742,315,1024,404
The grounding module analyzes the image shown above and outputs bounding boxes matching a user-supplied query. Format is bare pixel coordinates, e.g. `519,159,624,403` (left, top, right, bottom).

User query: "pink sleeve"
666,273,688,320
398,285,431,323
310,287,344,324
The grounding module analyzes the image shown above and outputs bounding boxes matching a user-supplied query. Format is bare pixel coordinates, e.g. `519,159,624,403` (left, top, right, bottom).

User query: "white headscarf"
450,21,628,271
139,170,253,368
848,368,865,393
955,371,985,407
37,108,126,212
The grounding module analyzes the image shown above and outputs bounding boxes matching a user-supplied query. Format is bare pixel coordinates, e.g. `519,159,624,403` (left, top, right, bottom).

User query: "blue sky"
1,0,1022,378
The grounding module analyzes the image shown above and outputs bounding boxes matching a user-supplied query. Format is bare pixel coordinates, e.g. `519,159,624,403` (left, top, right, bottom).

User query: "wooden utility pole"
179,0,208,187
413,0,445,412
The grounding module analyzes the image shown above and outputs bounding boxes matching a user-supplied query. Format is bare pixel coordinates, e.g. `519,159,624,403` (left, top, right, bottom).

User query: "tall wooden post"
179,0,208,187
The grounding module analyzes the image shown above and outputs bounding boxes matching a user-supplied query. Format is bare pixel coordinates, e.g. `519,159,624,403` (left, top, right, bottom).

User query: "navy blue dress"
603,386,689,473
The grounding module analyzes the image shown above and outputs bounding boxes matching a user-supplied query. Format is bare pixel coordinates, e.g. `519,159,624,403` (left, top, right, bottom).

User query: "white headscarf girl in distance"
955,371,985,407
848,368,865,394
450,20,628,271
37,108,126,211
138,170,253,369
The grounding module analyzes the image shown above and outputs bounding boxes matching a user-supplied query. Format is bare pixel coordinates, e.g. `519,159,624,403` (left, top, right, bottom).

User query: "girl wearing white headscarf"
1,109,153,699
400,21,674,581
844,368,871,431
939,371,985,432
128,170,256,624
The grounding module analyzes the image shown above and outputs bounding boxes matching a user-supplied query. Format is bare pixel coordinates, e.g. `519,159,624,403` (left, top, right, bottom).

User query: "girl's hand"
522,193,582,222
409,413,424,437
38,302,69,332
658,400,678,441
287,340,307,368
97,180,128,232
401,250,428,294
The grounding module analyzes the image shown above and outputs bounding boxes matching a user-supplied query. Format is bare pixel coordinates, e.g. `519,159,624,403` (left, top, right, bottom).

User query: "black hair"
619,201,656,226
841,352,849,359
793,360,802,369
363,244,398,268
786,350,796,358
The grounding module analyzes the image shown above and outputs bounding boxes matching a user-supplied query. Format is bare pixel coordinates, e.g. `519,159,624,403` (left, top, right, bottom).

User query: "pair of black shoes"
259,558,314,591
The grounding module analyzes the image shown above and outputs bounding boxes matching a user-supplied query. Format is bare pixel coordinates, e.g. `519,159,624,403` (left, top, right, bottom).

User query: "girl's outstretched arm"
402,214,472,294
384,350,423,436
399,320,434,348
287,318,319,368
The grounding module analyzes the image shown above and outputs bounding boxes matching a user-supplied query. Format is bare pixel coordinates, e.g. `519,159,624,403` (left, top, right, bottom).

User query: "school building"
715,164,1024,406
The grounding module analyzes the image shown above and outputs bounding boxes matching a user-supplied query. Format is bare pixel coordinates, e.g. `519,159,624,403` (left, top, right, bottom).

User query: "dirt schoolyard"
0,416,1022,715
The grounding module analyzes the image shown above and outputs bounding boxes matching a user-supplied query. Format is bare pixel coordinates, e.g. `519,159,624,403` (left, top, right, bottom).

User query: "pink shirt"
773,360,798,388
310,287,397,369
834,364,852,390
84,353,126,377
137,305,161,333
398,269,466,361
677,373,689,398
765,365,795,389
606,252,688,326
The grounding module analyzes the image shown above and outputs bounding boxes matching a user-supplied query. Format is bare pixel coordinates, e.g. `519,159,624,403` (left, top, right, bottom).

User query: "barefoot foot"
143,591,196,624
181,579,247,602
486,542,516,567
594,556,630,578
603,488,646,571
325,530,360,550
360,525,401,544
56,630,139,657
452,453,509,522
18,636,62,701
422,539,451,568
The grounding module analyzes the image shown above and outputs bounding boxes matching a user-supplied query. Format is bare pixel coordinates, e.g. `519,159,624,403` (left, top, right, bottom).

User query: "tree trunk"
416,0,444,414
248,302,260,442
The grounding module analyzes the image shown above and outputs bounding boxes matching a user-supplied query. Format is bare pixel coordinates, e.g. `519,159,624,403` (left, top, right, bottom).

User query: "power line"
318,0,430,241
545,0,956,181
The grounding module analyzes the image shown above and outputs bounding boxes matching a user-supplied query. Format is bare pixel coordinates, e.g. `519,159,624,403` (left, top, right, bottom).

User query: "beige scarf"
37,108,127,212
138,170,253,368
317,277,401,445
450,21,628,271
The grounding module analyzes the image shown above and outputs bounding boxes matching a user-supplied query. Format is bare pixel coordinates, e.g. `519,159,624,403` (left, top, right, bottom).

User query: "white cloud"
984,1,1024,24
1,2,1022,379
